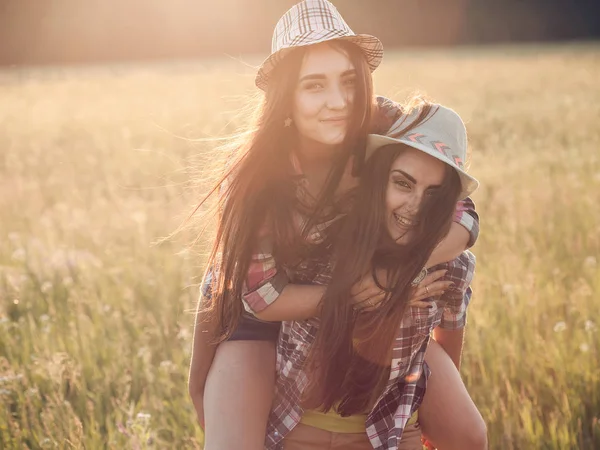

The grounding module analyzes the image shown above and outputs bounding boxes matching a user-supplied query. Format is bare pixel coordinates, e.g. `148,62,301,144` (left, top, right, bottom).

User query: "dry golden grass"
0,43,599,449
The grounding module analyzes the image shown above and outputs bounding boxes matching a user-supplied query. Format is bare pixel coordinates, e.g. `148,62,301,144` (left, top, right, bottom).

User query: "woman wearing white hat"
269,100,486,450
187,1,483,449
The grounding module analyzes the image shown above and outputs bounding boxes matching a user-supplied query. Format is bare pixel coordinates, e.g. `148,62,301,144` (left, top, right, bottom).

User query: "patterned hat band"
366,105,480,200
256,0,383,90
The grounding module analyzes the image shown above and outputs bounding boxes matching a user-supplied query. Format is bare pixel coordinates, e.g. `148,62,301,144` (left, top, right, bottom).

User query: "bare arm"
254,284,326,321
426,196,479,269
431,251,476,371
188,297,218,427
425,222,470,269
432,326,465,370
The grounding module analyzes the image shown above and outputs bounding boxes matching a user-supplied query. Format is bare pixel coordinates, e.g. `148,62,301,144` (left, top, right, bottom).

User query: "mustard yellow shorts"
283,420,423,450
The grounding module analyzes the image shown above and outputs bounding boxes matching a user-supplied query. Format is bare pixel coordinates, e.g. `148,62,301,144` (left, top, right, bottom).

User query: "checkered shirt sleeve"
435,250,476,330
371,96,405,135
455,197,479,247
241,235,290,315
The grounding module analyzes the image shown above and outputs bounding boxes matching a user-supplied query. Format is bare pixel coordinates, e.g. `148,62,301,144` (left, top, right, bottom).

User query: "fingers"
420,269,447,285
412,281,454,302
354,289,386,311
409,300,432,309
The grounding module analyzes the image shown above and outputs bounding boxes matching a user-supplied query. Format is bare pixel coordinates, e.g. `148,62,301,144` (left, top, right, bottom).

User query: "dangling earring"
284,117,293,127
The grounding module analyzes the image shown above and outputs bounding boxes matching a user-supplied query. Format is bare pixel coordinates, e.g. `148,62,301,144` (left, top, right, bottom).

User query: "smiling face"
386,147,447,244
292,42,357,151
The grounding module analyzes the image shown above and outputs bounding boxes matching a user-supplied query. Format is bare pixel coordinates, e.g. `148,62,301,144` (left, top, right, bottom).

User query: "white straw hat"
255,0,383,91
366,105,479,199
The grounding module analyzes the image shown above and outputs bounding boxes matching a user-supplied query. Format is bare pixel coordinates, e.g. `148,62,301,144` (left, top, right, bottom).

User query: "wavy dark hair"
302,118,463,415
196,40,375,342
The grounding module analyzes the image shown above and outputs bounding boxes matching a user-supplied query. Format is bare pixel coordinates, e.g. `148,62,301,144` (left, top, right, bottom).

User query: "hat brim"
255,33,383,91
366,134,480,200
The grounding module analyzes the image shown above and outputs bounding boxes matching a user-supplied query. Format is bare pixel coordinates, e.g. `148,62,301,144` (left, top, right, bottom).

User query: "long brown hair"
199,40,374,341
302,108,463,415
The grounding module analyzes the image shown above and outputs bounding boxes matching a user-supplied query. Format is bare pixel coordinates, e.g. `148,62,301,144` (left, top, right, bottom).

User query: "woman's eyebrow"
391,169,416,184
298,73,326,82
392,169,442,189
299,69,355,83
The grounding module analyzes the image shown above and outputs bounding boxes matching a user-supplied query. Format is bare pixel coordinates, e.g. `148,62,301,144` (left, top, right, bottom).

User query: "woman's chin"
388,227,412,245
316,130,346,146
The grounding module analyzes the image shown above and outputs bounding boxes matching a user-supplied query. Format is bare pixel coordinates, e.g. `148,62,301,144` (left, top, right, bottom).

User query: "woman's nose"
326,85,347,110
406,194,422,213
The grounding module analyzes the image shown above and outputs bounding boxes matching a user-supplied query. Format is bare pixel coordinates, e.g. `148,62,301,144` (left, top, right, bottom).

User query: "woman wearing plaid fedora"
188,1,486,449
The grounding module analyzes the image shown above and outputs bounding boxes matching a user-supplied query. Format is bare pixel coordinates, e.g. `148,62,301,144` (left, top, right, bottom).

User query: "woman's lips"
320,117,347,124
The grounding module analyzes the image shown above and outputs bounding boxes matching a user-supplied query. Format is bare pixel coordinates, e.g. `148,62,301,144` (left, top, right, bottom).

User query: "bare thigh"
419,339,487,450
203,340,276,450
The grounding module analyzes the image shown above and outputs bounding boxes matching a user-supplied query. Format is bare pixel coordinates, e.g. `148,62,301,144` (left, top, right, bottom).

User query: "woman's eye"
394,180,410,189
343,77,356,87
304,82,324,91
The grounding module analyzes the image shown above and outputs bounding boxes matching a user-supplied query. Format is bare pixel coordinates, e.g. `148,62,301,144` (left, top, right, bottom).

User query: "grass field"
1,43,599,449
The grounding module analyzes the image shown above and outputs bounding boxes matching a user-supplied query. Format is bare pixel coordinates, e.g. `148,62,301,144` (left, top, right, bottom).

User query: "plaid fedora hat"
366,105,479,200
255,0,383,90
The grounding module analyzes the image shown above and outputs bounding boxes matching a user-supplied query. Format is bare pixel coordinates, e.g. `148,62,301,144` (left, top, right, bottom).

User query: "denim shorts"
202,268,281,342
228,312,281,341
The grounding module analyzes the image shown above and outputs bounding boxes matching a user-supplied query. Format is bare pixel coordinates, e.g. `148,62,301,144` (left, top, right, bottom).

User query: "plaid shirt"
241,98,480,315
265,251,476,449
241,195,478,315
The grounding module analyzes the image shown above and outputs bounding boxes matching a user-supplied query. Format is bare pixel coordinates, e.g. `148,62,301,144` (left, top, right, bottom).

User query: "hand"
409,269,453,309
352,268,453,312
351,267,388,312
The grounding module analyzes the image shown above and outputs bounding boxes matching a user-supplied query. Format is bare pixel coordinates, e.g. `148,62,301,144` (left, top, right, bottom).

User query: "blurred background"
1,0,599,65
1,1,599,449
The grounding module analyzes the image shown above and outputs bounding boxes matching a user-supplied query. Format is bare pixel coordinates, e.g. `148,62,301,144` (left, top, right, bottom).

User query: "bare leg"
203,340,276,450
419,340,488,450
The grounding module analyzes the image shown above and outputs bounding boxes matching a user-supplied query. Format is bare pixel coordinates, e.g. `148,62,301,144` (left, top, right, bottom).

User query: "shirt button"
274,431,280,437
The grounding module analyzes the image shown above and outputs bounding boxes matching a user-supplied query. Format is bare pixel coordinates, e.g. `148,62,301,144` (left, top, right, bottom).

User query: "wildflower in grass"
6,273,24,292
40,281,53,294
26,388,38,397
177,327,191,342
136,412,151,424
62,276,74,287
585,320,597,332
159,360,176,372
137,346,151,360
131,211,147,225
0,374,24,384
553,321,567,333
39,314,50,322
39,438,53,449
11,248,26,262
501,284,514,294
583,256,597,270
580,343,590,353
